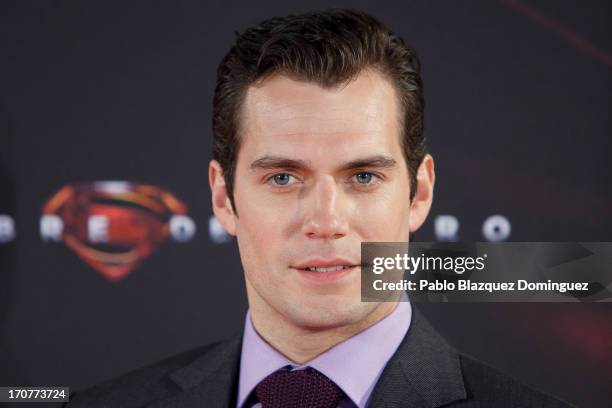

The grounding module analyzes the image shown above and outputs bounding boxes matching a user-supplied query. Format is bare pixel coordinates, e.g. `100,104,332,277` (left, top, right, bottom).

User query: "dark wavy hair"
212,9,426,211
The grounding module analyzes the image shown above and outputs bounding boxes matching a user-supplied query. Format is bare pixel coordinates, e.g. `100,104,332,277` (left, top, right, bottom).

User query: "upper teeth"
305,265,350,272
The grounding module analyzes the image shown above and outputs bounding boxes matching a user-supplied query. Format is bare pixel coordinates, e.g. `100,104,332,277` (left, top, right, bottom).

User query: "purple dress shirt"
237,300,412,408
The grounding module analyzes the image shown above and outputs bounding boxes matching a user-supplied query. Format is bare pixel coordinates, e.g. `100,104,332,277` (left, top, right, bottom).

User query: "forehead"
238,69,403,157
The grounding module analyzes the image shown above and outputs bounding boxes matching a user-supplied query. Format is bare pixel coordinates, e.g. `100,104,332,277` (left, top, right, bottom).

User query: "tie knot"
255,367,345,408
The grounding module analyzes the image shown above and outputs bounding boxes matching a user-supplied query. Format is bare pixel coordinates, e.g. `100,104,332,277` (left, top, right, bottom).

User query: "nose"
301,177,349,240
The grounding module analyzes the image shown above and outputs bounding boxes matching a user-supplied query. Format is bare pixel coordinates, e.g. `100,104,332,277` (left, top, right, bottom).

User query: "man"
67,9,571,408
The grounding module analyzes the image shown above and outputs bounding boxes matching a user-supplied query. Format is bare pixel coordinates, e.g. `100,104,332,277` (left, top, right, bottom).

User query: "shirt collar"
237,299,411,408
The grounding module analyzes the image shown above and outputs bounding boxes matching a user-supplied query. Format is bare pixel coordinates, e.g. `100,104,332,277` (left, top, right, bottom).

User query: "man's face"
211,69,433,331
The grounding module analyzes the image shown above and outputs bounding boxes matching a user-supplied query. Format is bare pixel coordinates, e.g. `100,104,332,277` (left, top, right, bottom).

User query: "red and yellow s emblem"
42,181,195,282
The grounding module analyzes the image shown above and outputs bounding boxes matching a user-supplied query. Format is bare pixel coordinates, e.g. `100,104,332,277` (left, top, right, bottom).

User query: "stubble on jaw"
245,277,400,364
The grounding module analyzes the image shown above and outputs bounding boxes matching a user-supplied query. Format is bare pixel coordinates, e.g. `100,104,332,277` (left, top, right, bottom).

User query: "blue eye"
354,172,374,184
271,173,292,186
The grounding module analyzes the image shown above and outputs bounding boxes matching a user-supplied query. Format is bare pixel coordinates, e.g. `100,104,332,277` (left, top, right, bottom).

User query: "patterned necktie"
255,367,346,408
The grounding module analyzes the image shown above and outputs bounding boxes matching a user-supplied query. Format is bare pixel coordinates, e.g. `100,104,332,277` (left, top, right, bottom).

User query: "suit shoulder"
459,354,574,407
66,340,229,408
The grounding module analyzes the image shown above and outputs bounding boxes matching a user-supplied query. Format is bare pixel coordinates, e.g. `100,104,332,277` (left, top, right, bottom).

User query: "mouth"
301,265,353,273
292,259,360,283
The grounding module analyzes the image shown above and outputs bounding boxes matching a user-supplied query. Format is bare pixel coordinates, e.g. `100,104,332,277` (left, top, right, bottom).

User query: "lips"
292,258,359,272
291,258,361,284
303,265,352,273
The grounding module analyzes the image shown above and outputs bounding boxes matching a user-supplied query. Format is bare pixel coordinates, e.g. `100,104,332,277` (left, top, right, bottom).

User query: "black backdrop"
0,1,610,406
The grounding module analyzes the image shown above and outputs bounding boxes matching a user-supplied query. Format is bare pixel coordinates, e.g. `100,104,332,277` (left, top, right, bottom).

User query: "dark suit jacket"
66,309,573,407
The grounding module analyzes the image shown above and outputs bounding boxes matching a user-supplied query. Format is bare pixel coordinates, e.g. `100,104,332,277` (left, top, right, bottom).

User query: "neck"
247,288,398,364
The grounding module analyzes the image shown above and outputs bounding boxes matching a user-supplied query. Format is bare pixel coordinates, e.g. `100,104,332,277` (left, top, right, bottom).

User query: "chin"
282,297,376,331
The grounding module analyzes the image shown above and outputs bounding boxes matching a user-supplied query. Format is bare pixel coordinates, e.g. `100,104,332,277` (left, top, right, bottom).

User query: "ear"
209,160,237,236
409,154,435,233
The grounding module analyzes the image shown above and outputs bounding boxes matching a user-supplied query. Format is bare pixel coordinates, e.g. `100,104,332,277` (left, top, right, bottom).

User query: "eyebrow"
249,155,397,171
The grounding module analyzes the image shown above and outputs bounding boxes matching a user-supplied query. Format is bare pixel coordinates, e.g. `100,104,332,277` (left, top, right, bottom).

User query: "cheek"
235,221,277,290
236,180,300,234
235,192,291,262
352,185,411,239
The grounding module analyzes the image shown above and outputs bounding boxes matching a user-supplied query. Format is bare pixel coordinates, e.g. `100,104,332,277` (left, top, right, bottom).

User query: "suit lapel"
144,307,465,408
368,308,467,408
146,335,242,408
